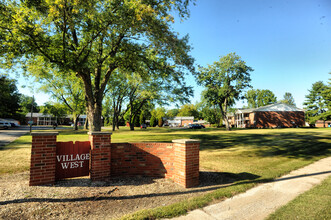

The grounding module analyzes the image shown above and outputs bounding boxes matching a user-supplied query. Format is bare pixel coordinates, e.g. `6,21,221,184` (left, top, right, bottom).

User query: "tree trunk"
84,117,88,130
129,113,135,131
73,114,80,130
86,99,103,131
112,116,116,131
219,100,231,131
112,99,116,131
223,114,230,131
129,122,134,130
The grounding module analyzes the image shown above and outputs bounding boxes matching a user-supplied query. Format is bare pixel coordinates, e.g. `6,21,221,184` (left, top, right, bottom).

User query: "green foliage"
158,117,163,127
139,111,146,125
245,89,277,108
152,107,166,119
197,91,222,125
40,102,69,124
30,65,86,129
257,89,277,107
280,92,296,106
150,116,156,127
0,76,21,119
177,104,200,118
198,53,253,130
19,94,39,114
323,73,331,119
167,109,179,118
245,89,259,108
304,81,330,125
1,0,195,131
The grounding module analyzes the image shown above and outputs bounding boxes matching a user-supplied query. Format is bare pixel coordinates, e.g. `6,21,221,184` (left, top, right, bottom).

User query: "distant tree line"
2,64,329,130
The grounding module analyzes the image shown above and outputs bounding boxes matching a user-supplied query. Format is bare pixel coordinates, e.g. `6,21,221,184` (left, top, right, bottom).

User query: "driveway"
0,127,29,147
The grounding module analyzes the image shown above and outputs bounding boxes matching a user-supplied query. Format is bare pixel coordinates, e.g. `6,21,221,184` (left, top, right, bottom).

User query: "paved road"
0,126,70,147
0,127,29,147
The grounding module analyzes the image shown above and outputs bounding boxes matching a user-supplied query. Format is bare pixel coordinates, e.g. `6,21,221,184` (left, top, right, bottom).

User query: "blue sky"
173,0,331,108
14,0,331,108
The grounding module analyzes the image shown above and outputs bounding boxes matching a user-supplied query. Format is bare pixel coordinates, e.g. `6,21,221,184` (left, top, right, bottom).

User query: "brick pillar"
89,132,112,181
172,139,200,188
29,132,58,186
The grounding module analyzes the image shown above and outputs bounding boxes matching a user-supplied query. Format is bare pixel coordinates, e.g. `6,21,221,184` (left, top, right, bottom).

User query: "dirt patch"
0,171,251,219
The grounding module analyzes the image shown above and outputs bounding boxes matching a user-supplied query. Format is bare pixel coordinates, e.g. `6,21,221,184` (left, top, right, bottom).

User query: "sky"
13,0,331,109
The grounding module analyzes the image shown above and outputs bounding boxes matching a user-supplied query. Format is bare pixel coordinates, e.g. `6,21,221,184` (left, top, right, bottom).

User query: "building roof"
173,116,194,120
254,103,304,112
229,103,304,116
236,108,255,114
25,113,88,118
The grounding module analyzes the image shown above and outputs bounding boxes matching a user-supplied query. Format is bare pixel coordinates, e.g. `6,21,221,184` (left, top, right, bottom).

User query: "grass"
267,175,331,220
0,127,330,218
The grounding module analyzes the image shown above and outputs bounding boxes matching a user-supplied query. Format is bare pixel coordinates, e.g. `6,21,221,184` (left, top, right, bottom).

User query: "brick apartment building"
228,103,305,128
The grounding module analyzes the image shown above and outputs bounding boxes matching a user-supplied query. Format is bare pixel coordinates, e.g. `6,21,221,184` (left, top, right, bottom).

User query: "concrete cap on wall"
172,139,201,144
31,132,59,136
87,131,112,135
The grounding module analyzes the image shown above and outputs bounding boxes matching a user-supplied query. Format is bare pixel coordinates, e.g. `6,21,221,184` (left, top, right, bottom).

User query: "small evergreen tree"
158,117,163,127
150,116,156,127
139,111,146,125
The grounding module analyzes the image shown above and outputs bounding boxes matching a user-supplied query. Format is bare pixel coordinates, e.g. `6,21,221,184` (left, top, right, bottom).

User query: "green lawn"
0,127,330,219
267,175,331,220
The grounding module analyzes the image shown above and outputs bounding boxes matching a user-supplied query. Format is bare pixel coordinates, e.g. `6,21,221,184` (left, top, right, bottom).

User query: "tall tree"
19,94,39,114
245,89,277,108
304,81,329,126
323,73,331,119
197,53,253,131
166,109,179,118
256,89,277,107
177,104,199,118
1,0,195,131
245,89,259,108
281,92,296,106
0,76,21,119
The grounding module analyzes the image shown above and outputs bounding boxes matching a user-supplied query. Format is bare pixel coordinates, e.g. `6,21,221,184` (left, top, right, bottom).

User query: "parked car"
188,124,205,129
0,121,12,129
140,124,147,129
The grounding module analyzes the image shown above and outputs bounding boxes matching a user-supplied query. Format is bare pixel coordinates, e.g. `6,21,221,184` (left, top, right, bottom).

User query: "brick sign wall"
30,132,200,188
111,143,175,178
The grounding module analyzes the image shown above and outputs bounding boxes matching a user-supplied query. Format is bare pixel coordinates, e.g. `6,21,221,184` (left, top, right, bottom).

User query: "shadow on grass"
0,138,32,150
189,131,331,160
199,171,260,187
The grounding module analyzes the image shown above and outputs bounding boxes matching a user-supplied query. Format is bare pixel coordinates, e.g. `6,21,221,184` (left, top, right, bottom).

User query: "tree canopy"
1,0,195,131
0,76,21,119
304,81,330,125
196,93,222,125
177,104,199,118
197,52,253,130
280,92,296,106
245,89,277,108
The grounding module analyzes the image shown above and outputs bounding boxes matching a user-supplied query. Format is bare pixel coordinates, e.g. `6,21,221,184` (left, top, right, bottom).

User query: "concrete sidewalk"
170,157,331,220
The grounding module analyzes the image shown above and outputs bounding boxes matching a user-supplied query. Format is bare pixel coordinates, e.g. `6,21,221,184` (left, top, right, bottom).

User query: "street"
0,127,29,147
0,126,29,147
